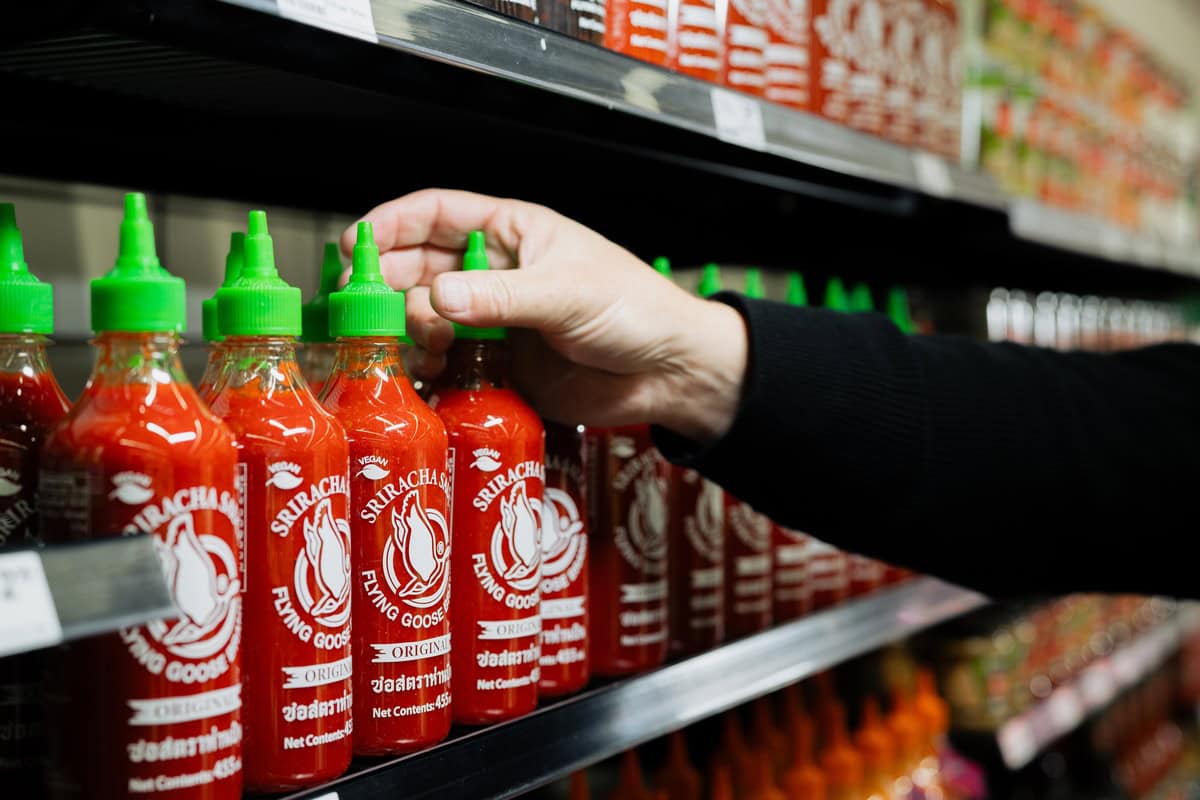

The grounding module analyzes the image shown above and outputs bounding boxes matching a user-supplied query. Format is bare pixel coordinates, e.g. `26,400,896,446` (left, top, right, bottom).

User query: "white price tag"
0,551,64,658
277,0,378,43
912,152,954,198
711,88,767,151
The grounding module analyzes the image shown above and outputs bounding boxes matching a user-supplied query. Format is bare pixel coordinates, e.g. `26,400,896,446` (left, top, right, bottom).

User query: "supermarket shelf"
995,603,1200,771
0,536,174,658
280,577,986,800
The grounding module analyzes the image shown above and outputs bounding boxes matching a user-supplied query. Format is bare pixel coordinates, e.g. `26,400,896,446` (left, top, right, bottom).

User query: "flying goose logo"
471,448,502,472
383,489,450,609
294,497,352,627
148,512,241,659
0,468,21,498
729,501,771,551
540,486,585,579
357,456,391,481
611,437,636,459
490,481,542,592
266,462,303,491
628,472,668,564
689,478,725,562
110,472,154,505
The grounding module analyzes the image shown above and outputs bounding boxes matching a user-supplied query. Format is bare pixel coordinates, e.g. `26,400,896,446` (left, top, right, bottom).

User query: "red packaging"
668,468,725,656
672,0,722,82
41,333,243,799
431,339,545,723
771,525,810,622
722,0,768,95
807,538,849,610
882,0,921,145
546,0,607,44
723,495,772,638
539,422,590,696
811,0,888,134
209,339,352,792
606,0,672,66
847,553,885,596
764,0,809,109
914,0,960,157
321,339,452,755
587,425,669,675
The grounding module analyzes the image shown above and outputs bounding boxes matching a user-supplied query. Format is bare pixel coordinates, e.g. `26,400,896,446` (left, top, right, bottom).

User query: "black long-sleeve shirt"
655,294,1200,599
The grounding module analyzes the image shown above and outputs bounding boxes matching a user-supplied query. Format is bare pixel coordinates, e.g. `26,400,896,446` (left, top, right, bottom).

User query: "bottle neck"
88,331,188,388
219,335,311,396
440,338,512,392
0,333,54,376
323,338,410,400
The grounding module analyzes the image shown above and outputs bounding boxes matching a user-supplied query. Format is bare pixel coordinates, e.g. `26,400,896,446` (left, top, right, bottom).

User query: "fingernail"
437,275,470,314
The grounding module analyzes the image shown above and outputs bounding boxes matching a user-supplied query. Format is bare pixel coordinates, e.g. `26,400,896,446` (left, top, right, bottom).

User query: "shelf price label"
711,88,767,152
276,0,378,43
0,550,64,658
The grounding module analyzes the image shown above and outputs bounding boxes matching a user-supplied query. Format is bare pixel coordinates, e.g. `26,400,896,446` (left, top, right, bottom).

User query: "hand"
343,189,748,442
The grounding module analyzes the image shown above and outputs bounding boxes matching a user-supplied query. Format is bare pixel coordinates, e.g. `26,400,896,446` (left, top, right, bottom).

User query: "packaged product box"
546,0,607,44
882,0,921,145
721,0,768,95
810,0,887,135
672,0,722,82
606,0,672,65
763,0,809,110
913,0,960,158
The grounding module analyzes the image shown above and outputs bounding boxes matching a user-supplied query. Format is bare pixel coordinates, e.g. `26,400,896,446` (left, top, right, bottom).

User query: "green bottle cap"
0,203,54,335
330,222,405,338
91,193,187,334
301,243,344,343
744,268,766,299
202,231,245,343
849,282,875,312
823,277,849,311
698,263,722,298
652,256,672,277
785,272,808,306
454,230,506,340
886,286,915,334
216,210,302,337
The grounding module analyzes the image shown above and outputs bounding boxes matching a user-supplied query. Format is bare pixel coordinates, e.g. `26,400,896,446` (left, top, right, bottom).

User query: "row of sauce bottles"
0,194,913,797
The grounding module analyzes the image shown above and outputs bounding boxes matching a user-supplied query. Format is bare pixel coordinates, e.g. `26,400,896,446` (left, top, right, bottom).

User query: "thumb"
431,268,572,331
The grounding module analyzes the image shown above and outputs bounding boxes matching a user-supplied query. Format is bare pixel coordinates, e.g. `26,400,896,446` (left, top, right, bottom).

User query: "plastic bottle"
722,0,767,95
430,231,545,723
910,670,949,793
197,232,244,402
610,749,654,800
606,0,671,66
0,202,71,794
752,696,788,774
782,695,826,800
40,193,243,799
320,222,452,754
539,420,590,696
658,731,702,800
854,697,896,799
719,710,754,791
744,749,787,800
570,770,591,800
671,0,721,82
819,702,863,800
764,0,810,108
300,242,343,395
208,210,352,791
886,685,926,792
710,763,735,800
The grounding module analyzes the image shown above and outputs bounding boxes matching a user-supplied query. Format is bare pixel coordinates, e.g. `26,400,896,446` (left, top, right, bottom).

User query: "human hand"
343,189,747,442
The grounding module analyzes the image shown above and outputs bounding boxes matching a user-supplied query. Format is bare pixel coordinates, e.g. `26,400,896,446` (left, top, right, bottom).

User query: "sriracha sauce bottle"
321,222,453,753
40,193,243,799
430,231,545,723
197,232,243,402
299,243,343,396
538,420,590,696
208,211,352,791
0,203,71,794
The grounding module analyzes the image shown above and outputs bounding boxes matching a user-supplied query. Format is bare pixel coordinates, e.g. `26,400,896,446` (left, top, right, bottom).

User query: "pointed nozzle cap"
91,192,186,334
785,272,808,306
203,231,245,343
887,286,915,334
454,230,506,341
652,256,672,278
698,263,722,298
0,203,54,335
301,242,346,343
329,221,405,339
216,210,302,337
848,282,874,312
744,268,766,299
823,278,849,311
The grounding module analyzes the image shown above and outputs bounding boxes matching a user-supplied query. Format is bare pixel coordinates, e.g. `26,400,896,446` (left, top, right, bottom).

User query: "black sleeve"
654,293,1200,599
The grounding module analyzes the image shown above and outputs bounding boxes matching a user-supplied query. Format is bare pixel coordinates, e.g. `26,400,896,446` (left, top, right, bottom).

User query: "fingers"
430,268,578,333
378,246,462,290
405,286,455,354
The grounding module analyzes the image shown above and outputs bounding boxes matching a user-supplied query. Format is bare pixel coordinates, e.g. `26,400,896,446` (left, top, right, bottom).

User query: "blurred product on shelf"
540,420,591,695
320,222,454,754
208,210,352,792
197,231,244,402
300,242,344,395
464,0,540,24
0,202,70,795
659,730,703,800
545,0,606,44
671,0,722,82
667,462,726,654
722,0,768,96
40,194,244,798
810,0,888,137
763,0,809,109
985,288,1193,349
606,0,670,66
967,0,1198,241
429,231,546,722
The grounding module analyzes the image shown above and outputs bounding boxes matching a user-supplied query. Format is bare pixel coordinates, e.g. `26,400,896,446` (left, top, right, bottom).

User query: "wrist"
652,297,748,443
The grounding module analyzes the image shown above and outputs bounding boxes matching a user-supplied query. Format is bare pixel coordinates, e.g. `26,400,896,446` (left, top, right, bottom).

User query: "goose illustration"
158,514,238,647
304,497,351,617
541,487,583,562
696,480,724,550
0,475,20,497
635,475,667,545
392,490,442,594
500,482,539,581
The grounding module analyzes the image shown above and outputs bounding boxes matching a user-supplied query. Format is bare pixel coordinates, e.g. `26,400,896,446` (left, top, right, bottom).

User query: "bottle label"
539,445,588,677
725,498,773,630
